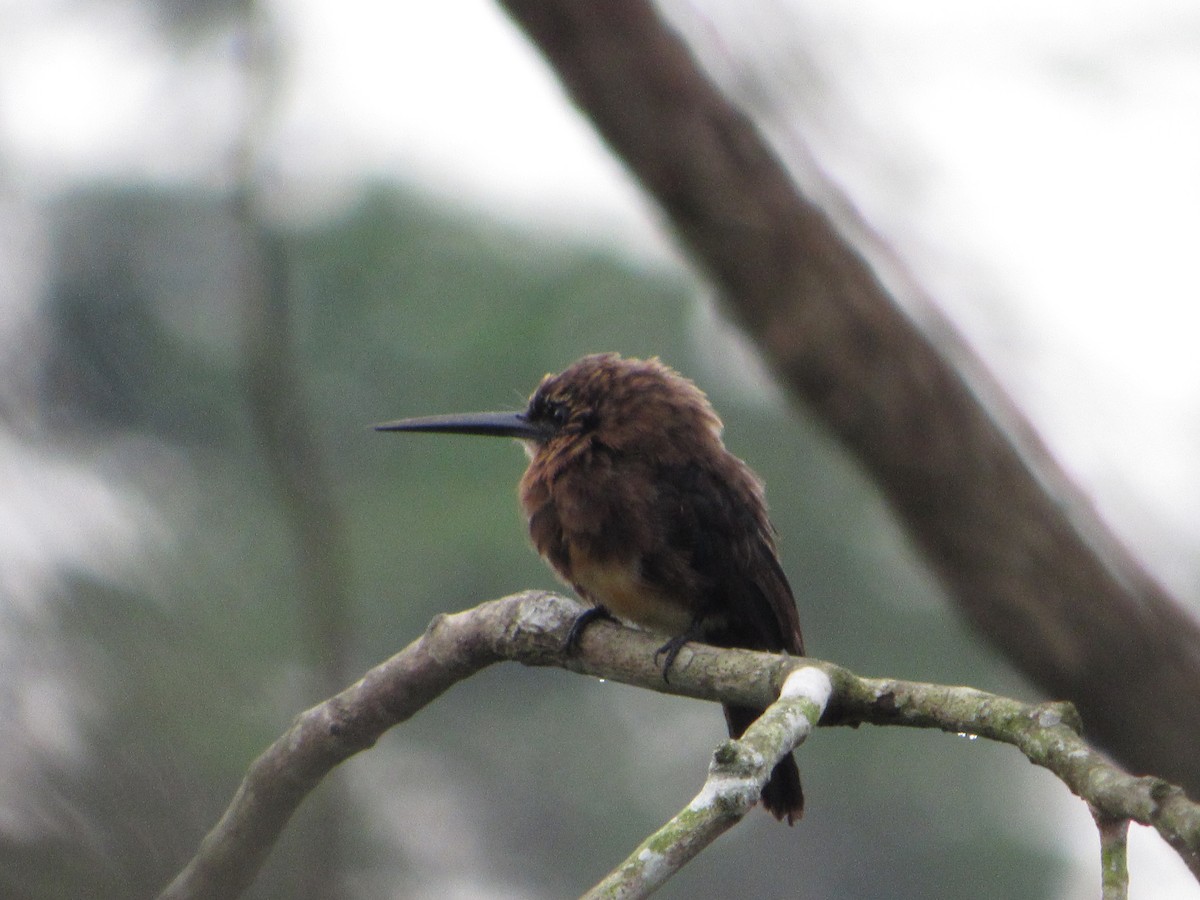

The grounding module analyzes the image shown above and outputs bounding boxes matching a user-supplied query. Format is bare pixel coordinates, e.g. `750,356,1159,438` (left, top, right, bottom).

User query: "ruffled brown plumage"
378,353,806,823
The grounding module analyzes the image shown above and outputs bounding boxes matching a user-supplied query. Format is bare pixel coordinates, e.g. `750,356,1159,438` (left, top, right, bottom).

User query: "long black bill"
373,410,550,441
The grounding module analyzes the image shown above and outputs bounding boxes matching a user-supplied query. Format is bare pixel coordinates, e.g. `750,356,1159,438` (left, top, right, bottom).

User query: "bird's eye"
530,394,569,428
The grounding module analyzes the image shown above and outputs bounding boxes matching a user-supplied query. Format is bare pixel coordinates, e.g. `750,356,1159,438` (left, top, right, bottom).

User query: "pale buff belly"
568,555,693,635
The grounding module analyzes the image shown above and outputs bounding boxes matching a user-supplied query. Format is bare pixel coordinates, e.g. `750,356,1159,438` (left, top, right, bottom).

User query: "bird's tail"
723,704,804,824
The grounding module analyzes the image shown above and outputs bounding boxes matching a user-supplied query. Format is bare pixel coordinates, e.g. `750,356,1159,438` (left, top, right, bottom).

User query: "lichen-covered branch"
1092,807,1130,900
582,667,831,899
822,669,1200,880
158,593,1200,900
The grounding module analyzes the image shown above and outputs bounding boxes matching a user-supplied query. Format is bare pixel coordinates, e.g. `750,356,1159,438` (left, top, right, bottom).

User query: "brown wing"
639,458,803,655
642,458,806,823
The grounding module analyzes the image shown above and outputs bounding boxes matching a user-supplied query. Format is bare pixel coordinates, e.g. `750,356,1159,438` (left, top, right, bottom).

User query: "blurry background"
1,0,1198,897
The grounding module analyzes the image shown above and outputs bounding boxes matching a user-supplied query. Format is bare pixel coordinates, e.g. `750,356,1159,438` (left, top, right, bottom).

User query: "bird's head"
375,353,724,465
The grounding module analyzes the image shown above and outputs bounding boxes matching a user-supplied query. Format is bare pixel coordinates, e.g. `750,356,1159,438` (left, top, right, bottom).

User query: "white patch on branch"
635,847,668,882
689,770,759,815
780,666,833,708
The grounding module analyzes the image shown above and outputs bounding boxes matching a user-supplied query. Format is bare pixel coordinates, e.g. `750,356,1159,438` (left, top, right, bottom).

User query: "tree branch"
158,592,1200,900
494,0,1200,799
582,667,830,899
1092,806,1130,900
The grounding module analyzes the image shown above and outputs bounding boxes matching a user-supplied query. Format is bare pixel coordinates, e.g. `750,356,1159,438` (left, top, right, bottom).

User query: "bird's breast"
567,551,694,635
521,446,696,635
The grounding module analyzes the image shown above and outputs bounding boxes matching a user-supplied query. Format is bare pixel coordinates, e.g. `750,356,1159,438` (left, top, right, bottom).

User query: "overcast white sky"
1,1,1199,895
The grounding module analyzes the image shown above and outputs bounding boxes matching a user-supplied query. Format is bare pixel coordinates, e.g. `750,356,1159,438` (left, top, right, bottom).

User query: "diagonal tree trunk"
498,0,1200,797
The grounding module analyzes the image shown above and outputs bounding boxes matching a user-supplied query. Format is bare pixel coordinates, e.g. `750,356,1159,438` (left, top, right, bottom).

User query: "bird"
376,353,806,823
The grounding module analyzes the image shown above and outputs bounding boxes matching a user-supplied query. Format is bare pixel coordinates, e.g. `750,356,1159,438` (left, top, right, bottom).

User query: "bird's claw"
565,604,616,653
654,634,691,683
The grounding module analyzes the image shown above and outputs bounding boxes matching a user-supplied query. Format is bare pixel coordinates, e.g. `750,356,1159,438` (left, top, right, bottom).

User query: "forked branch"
582,667,831,899
158,592,1200,900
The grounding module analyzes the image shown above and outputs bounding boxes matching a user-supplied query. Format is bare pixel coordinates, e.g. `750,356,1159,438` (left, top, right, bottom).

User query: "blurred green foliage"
0,183,1066,898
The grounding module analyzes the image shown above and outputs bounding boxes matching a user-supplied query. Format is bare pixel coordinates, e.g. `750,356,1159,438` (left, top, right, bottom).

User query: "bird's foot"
565,604,616,653
654,633,692,684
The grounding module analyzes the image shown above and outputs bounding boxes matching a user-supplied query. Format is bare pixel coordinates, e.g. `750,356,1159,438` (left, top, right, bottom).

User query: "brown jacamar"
376,353,805,823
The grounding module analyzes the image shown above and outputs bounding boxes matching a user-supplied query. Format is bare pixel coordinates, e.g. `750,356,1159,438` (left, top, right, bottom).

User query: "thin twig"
1091,806,1130,900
